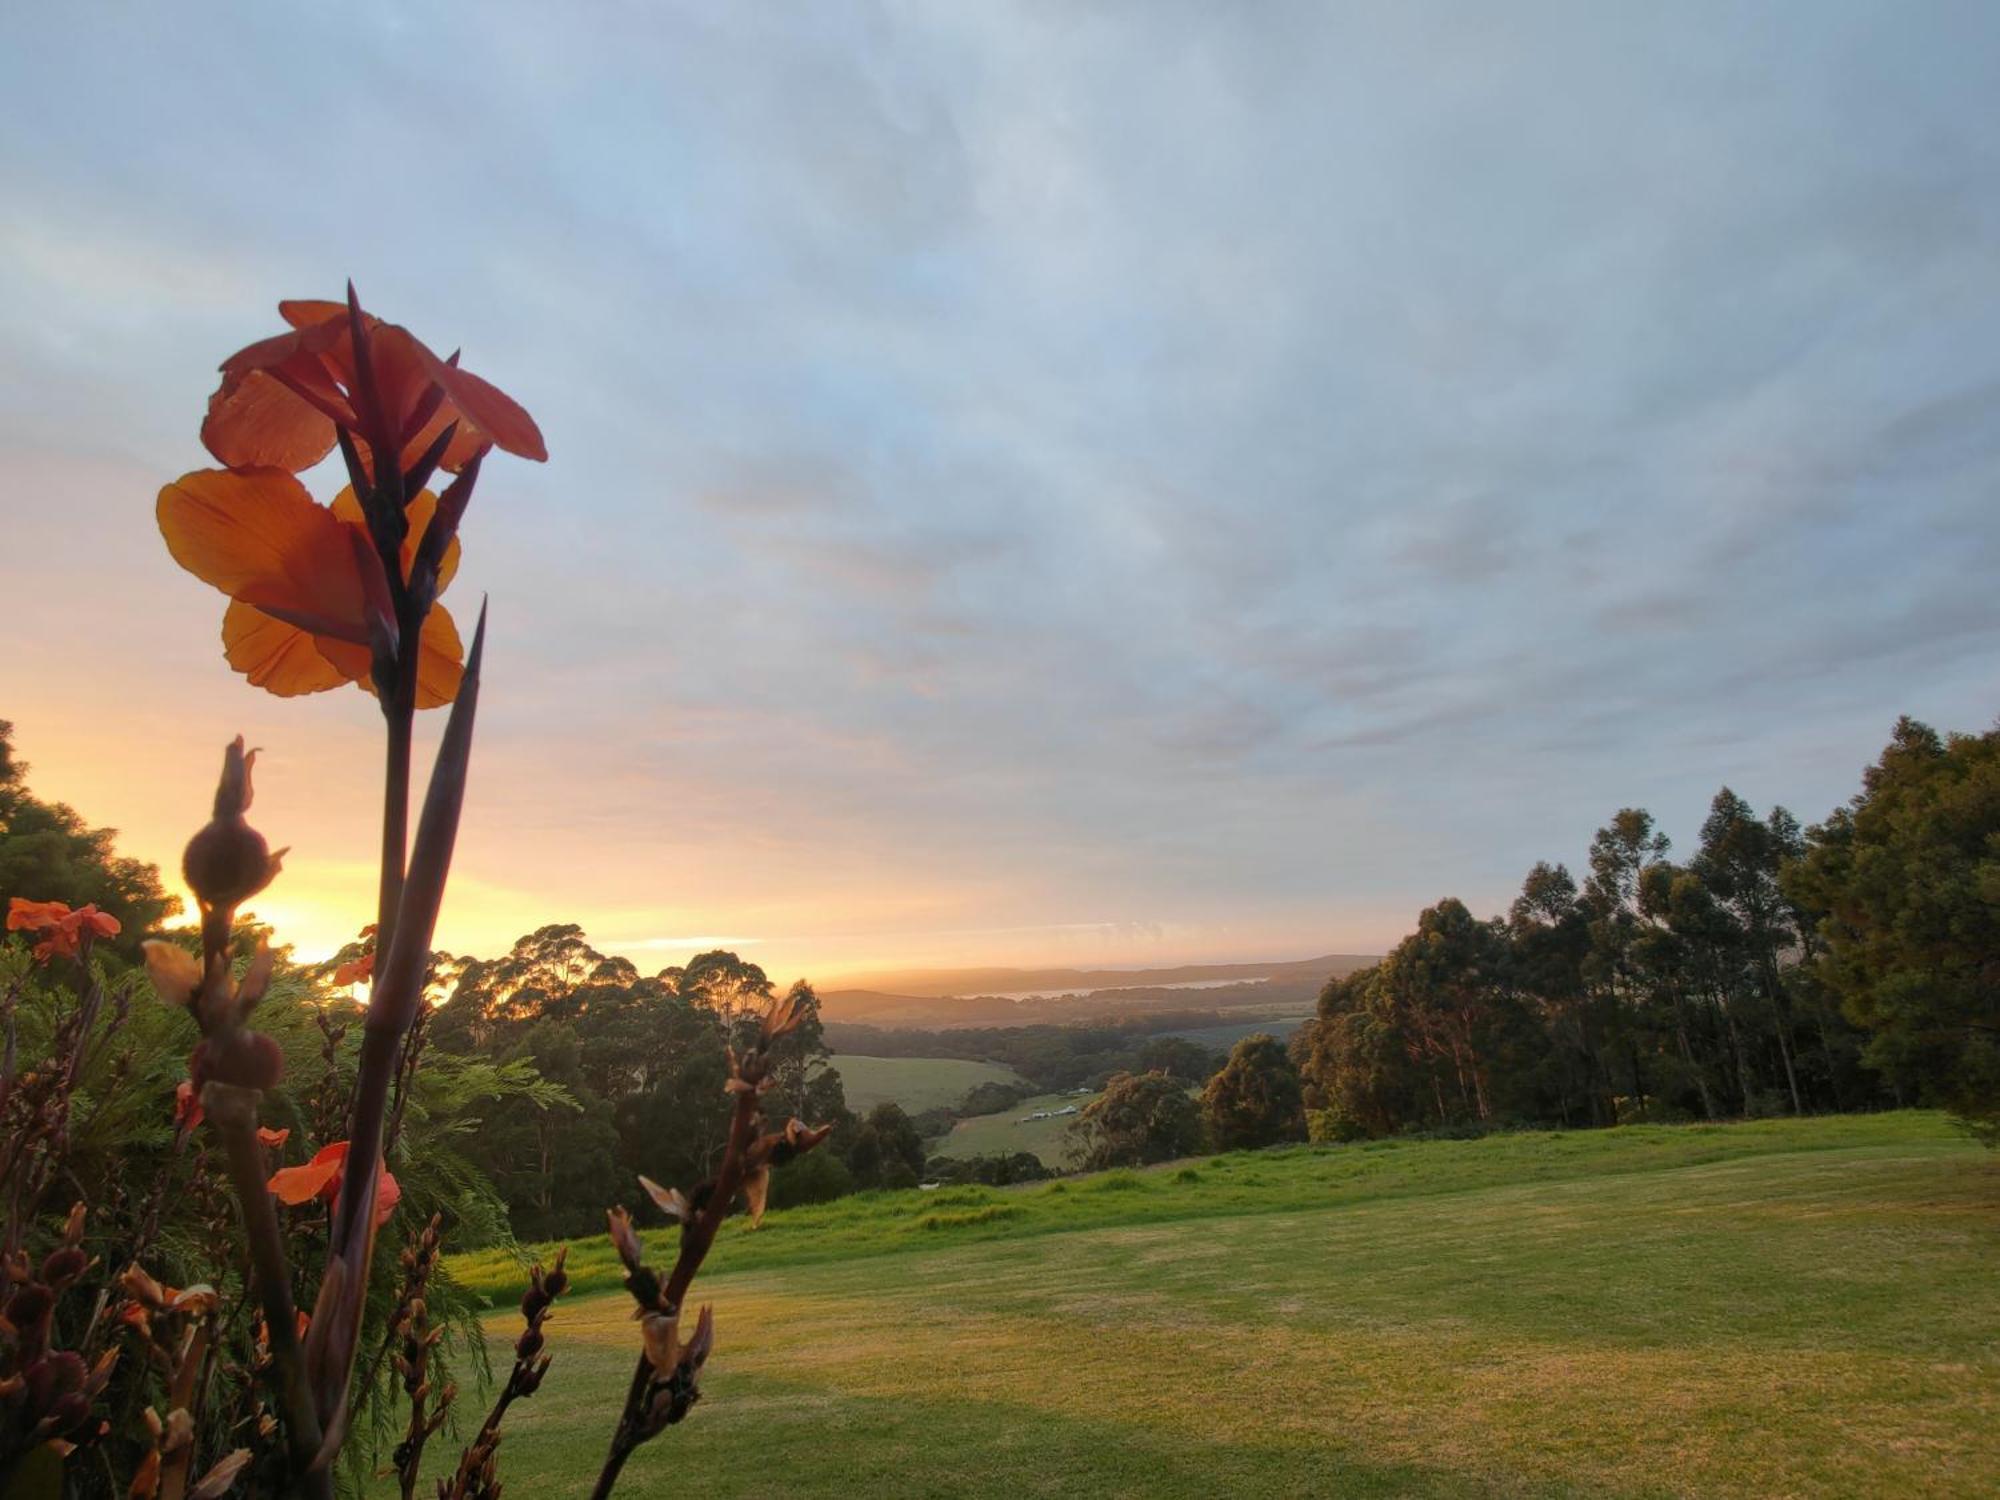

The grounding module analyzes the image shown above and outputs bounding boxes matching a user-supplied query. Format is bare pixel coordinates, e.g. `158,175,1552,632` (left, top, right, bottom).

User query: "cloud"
4,0,2000,971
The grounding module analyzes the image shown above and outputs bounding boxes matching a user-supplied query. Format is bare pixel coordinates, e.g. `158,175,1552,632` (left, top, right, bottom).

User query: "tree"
763,979,835,1122
1381,899,1527,1124
1695,788,1806,1114
1138,1034,1219,1084
1508,861,1613,1126
1786,717,2000,1142
1066,1071,1203,1169
843,1102,926,1189
1292,965,1427,1139
1579,809,1673,1117
1201,1033,1305,1150
451,1019,623,1241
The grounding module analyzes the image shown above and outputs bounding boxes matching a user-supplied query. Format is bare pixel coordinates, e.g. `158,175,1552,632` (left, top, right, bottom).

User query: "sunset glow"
6,4,1998,987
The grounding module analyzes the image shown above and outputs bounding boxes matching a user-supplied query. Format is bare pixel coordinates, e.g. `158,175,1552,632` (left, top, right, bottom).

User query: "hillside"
936,1089,1093,1167
432,1114,1996,1497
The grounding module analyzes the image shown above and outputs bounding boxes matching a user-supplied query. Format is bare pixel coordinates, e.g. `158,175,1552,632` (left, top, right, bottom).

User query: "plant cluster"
0,291,835,1496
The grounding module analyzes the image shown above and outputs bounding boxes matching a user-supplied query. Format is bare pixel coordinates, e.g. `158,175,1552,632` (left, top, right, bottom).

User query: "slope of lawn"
451,1112,1972,1303
421,1111,1998,1497
826,1054,1030,1114
935,1088,1093,1167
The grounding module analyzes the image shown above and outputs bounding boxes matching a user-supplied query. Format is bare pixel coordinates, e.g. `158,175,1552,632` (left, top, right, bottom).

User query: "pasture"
935,1088,1092,1166
823,1053,1029,1113
432,1113,1998,1497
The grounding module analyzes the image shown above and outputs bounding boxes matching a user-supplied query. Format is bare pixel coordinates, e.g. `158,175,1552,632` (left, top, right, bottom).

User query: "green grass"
827,1054,1030,1113
935,1089,1092,1167
424,1113,1998,1497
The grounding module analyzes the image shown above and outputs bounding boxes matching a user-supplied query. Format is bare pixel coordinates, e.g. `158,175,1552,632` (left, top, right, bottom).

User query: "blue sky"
4,2,1998,977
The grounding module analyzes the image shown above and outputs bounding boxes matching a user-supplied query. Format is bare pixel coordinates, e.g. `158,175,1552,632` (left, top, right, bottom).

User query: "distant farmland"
938,1090,1094,1167
826,1054,1029,1114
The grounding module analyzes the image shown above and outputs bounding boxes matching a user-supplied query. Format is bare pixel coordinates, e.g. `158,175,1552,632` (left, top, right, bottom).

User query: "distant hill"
826,954,1367,998
817,953,1376,1028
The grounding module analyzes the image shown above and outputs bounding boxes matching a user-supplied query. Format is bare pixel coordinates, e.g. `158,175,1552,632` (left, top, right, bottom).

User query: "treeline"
6,711,1987,1256
1291,717,1998,1144
411,933,1231,1237
405,928,924,1239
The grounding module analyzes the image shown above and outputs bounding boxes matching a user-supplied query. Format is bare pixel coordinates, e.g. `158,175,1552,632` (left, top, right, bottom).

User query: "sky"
4,2,1999,983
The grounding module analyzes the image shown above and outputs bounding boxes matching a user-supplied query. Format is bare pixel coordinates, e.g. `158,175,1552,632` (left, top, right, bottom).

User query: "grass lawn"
935,1088,1093,1167
425,1114,1997,1498
826,1054,1030,1113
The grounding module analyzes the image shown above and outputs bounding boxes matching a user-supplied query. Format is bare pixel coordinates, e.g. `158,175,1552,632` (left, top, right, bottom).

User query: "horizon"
7,3,1999,982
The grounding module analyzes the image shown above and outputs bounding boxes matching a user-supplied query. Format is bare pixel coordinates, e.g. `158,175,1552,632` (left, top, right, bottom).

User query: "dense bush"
1201,1034,1306,1150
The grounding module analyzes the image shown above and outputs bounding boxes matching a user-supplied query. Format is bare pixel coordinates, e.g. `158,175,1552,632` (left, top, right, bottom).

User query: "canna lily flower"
202,296,545,476
332,951,374,987
174,1079,205,1137
269,1141,401,1229
157,472,466,704
6,898,121,961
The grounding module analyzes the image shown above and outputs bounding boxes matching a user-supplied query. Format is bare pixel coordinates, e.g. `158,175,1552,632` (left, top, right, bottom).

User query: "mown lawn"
421,1114,1997,1497
826,1054,1030,1114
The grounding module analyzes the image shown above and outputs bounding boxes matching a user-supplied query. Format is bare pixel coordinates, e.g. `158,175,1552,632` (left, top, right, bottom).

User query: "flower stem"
208,1083,333,1500
376,695,414,966
590,1443,635,1500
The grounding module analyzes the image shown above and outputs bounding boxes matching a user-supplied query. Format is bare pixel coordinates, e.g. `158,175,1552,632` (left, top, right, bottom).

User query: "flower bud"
39,1247,86,1286
47,1389,92,1434
182,738,285,912
640,1311,679,1374
196,1032,284,1092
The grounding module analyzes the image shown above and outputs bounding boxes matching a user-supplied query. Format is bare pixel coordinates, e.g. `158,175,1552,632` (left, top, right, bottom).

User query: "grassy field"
429,1114,1997,1497
827,1054,1029,1113
935,1088,1092,1166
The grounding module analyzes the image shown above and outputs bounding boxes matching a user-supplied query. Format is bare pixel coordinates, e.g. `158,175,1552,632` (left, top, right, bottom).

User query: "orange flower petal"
411,603,464,709
225,300,542,474
7,897,70,932
159,469,388,648
257,1127,291,1148
331,952,373,986
277,300,358,331
205,318,356,470
175,1079,205,1134
423,356,546,463
201,368,339,472
374,1169,402,1229
221,601,361,697
376,324,546,464
269,1145,346,1205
